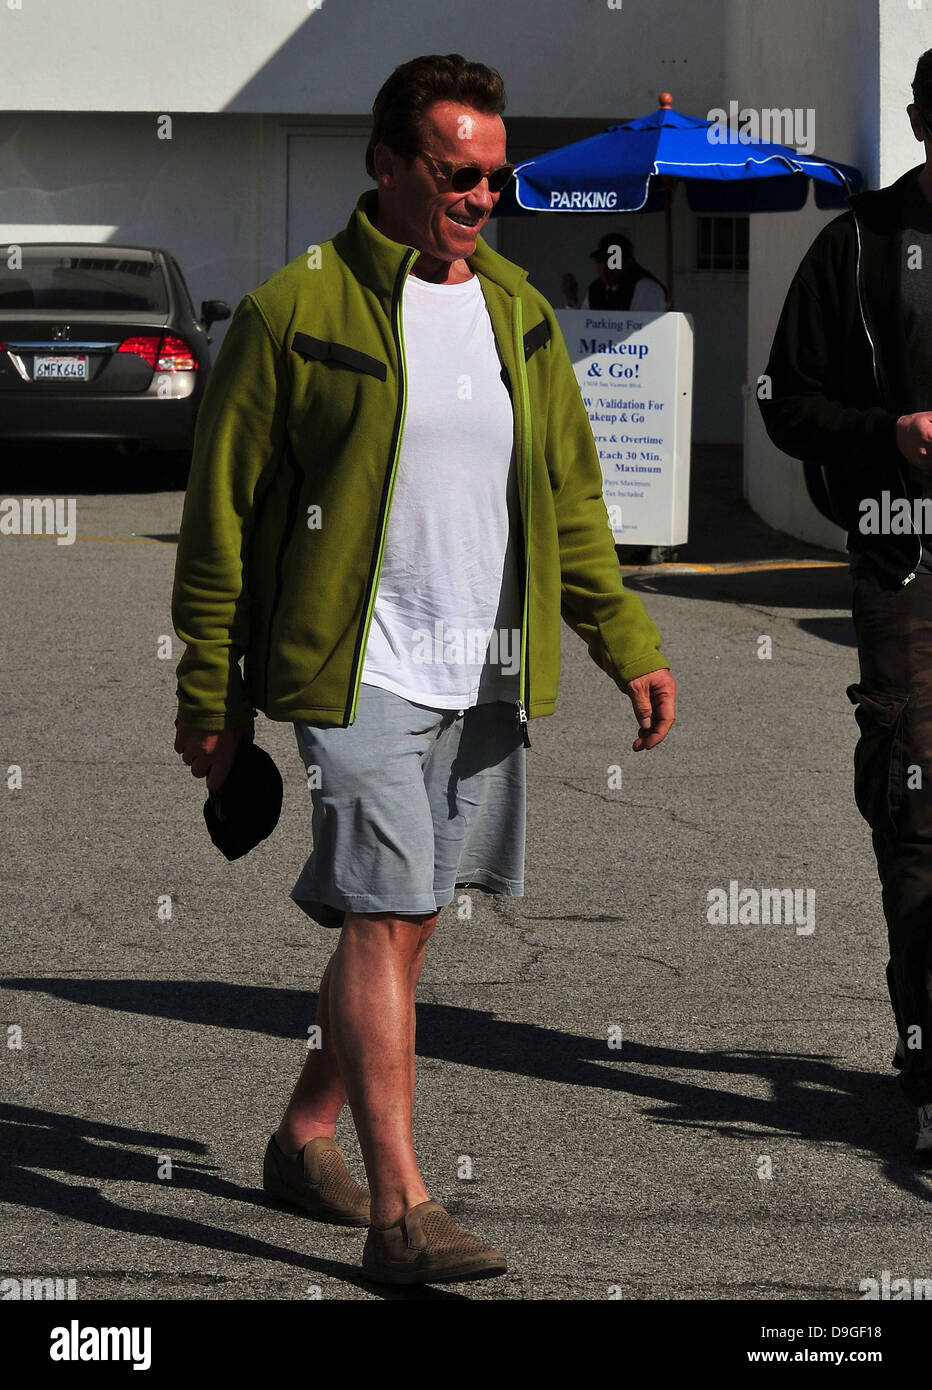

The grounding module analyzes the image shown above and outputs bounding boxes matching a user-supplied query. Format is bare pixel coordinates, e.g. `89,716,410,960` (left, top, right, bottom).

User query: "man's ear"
907,103,927,144
372,142,394,185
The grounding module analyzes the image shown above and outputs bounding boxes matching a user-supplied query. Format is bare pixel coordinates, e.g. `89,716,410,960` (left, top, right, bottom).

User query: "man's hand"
896,411,932,470
623,668,676,751
561,271,579,308
173,719,254,791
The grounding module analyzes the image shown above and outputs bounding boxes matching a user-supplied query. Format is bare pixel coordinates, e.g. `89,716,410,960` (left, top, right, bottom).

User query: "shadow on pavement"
4,978,930,1202
625,562,853,613
796,615,858,647
0,445,185,495
653,443,846,570
0,1101,465,1301
616,443,855,634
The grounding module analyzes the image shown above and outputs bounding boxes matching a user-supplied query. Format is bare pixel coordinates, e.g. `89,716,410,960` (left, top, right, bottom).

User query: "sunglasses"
418,151,515,194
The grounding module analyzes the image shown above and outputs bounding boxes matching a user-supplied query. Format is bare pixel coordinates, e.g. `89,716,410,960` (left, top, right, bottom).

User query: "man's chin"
444,217,483,242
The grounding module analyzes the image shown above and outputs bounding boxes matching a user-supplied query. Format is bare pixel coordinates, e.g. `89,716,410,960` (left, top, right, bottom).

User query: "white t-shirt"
360,271,523,709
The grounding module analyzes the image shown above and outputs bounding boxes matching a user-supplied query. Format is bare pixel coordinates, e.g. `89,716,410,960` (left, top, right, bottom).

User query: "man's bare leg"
406,915,437,1100
275,909,439,1229
327,912,437,1228
274,951,346,1154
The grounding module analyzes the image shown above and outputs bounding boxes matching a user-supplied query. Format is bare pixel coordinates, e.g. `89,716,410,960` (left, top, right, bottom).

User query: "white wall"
0,114,379,349
0,0,732,116
740,0,932,549
7,1,922,477
0,0,746,405
737,0,882,547
880,0,931,184
0,99,747,443
286,132,377,261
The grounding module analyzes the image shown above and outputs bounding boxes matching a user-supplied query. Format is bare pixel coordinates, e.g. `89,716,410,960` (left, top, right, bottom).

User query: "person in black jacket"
759,49,932,1155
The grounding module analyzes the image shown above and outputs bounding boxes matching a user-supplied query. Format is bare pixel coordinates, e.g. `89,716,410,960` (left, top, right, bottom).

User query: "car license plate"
34,355,88,380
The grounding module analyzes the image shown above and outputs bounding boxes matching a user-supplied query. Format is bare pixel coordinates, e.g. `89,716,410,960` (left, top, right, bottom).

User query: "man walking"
759,49,932,1155
173,53,675,1283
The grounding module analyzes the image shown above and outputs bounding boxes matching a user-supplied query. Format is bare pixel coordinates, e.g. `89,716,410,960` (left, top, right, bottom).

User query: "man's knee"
417,913,439,949
341,910,438,961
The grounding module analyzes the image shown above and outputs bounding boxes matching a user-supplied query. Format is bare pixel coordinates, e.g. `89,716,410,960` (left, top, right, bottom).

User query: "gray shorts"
290,683,526,928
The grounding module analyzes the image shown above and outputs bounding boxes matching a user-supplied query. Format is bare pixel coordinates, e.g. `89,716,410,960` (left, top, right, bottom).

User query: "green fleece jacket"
171,189,669,732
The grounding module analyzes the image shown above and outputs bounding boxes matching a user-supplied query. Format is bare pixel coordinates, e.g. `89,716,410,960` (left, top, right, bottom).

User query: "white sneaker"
916,1104,932,1155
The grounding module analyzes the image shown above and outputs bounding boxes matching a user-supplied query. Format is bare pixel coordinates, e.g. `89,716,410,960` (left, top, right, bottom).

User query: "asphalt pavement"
2,445,930,1309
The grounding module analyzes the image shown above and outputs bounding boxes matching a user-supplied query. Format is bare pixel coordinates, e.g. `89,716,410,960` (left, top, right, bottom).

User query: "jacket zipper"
261,439,304,710
343,249,418,725
854,214,921,585
513,296,532,748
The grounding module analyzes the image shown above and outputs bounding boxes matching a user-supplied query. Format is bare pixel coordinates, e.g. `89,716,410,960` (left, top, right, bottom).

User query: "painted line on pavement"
2,533,175,545
619,559,846,576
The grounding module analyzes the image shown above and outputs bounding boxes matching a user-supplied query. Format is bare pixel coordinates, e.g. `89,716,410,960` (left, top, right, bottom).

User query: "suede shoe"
262,1133,370,1226
362,1200,507,1285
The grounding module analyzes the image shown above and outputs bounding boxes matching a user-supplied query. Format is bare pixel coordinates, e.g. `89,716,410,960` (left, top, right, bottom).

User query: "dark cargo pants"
849,559,932,1105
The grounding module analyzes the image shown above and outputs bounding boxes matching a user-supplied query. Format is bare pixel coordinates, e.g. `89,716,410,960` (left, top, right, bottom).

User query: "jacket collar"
850,165,924,412
849,162,924,232
333,189,528,301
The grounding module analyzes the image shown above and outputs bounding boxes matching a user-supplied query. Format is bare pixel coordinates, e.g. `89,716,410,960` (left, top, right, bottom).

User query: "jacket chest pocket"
289,332,390,459
291,331,387,380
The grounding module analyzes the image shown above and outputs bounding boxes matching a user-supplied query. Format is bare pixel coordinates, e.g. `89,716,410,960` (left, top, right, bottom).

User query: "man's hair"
912,49,932,127
365,54,507,179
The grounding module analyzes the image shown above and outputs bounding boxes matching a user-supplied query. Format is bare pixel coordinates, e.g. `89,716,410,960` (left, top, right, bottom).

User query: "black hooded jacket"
759,163,928,586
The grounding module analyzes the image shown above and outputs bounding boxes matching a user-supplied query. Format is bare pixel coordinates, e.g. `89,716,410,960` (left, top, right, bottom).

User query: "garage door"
286,132,371,262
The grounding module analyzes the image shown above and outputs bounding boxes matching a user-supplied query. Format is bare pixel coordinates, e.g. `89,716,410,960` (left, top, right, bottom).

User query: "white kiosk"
555,310,693,548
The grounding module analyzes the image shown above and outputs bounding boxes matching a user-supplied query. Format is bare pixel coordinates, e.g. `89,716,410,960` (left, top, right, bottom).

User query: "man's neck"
371,200,473,283
409,257,474,284
918,161,932,208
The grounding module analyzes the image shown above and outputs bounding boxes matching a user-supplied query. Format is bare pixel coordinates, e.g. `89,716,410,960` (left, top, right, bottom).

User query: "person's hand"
173,719,254,791
896,412,932,470
561,271,579,307
623,669,676,751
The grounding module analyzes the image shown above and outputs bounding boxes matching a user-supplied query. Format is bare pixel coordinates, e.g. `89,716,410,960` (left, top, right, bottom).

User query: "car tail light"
118,336,161,368
156,334,197,372
118,334,197,372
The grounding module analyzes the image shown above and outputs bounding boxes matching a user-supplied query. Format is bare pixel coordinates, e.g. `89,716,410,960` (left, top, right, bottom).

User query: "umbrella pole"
664,180,675,310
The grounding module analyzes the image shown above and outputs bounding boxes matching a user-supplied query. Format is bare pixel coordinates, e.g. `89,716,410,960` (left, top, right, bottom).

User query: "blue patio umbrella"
494,95,864,308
